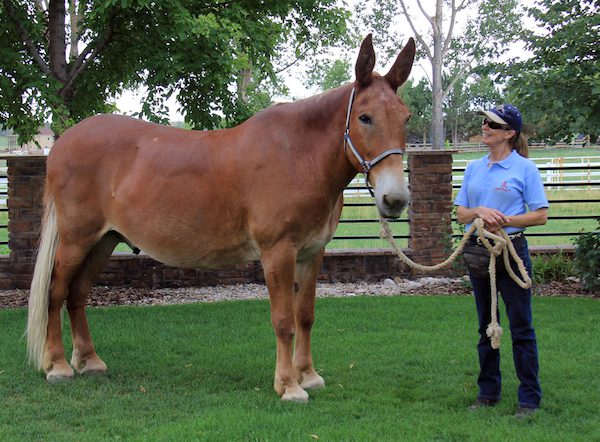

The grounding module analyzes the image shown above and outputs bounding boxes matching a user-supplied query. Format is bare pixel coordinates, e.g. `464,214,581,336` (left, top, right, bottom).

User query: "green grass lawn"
1,295,598,441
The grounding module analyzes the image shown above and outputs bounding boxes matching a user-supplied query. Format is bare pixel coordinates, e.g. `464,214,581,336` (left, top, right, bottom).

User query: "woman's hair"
511,132,529,158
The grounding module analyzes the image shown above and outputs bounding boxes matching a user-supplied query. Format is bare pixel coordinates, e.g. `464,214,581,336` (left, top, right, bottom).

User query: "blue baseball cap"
478,104,522,133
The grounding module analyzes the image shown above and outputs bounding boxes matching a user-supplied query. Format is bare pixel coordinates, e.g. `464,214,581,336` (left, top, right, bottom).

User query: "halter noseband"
343,87,405,197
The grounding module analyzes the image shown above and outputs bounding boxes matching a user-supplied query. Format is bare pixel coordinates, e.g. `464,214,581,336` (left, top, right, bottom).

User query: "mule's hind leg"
67,233,120,375
44,242,92,382
293,251,325,390
262,243,308,402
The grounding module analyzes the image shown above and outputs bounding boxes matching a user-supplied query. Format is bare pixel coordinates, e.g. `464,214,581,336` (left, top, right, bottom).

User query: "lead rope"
379,217,532,349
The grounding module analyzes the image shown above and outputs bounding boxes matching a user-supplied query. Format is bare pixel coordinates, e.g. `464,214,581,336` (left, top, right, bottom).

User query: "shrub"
531,252,575,285
572,218,600,293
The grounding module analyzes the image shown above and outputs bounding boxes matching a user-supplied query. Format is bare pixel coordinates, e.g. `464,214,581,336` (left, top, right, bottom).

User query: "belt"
473,231,524,245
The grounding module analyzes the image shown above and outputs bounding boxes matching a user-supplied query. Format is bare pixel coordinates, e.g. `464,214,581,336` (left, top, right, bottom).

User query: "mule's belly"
111,212,261,269
132,235,261,269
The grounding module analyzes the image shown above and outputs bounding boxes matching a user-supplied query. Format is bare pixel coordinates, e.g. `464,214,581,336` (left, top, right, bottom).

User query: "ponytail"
511,133,529,158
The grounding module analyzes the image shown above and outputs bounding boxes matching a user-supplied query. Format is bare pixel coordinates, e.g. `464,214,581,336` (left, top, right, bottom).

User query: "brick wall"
0,152,454,289
408,151,454,276
3,157,46,289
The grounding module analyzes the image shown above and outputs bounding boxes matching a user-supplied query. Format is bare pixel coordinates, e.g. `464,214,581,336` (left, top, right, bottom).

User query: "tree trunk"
237,67,253,104
68,0,81,61
452,119,459,146
48,0,68,82
431,0,444,149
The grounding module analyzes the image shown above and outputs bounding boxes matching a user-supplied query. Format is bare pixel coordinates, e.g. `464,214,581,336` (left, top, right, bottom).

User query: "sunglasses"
482,118,511,131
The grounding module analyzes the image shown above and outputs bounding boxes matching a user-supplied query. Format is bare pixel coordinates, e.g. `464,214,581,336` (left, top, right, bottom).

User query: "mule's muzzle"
379,193,408,219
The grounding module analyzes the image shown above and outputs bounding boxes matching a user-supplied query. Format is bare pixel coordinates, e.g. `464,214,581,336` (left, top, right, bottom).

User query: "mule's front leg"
294,253,325,390
262,244,308,403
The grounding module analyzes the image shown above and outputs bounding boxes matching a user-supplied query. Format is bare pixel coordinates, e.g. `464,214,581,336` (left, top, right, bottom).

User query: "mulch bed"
0,277,596,309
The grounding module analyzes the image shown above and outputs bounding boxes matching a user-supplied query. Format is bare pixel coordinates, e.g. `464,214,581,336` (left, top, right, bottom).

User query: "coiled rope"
379,217,532,349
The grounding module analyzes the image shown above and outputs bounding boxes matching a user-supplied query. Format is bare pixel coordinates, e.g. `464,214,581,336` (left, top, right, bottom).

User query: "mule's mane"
255,83,352,131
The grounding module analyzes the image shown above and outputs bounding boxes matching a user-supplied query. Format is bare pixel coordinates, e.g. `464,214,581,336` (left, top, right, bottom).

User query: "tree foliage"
506,0,600,142
304,58,352,92
399,78,432,143
0,0,350,142
445,72,503,144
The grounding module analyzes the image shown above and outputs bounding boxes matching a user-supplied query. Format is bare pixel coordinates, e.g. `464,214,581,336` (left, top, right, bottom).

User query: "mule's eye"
406,115,412,123
359,114,372,125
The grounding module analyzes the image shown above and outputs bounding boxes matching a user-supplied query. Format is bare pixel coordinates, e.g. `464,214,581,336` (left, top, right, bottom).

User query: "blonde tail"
26,197,59,369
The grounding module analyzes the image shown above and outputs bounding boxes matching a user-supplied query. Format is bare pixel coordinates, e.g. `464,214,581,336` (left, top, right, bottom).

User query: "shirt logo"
495,181,510,192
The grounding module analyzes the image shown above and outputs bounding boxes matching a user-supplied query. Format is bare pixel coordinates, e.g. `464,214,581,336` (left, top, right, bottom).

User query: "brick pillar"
7,156,47,288
407,150,455,276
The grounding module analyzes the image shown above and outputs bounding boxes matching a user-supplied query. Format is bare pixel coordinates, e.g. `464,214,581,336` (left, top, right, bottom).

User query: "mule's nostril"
382,194,407,213
383,194,400,208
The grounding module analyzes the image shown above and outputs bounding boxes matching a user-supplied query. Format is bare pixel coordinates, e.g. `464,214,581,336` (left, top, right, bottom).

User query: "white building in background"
8,127,54,154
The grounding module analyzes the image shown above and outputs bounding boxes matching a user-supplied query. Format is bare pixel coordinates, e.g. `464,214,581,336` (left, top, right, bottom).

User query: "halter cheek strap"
343,87,405,197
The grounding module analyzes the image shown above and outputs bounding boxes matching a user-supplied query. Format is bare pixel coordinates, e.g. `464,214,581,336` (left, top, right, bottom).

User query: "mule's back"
46,104,347,268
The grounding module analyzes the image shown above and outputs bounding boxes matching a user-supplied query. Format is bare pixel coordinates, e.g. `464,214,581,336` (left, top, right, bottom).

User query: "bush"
531,252,575,285
572,218,600,293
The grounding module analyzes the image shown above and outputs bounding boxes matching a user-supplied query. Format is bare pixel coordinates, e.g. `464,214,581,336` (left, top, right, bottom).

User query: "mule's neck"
293,84,359,195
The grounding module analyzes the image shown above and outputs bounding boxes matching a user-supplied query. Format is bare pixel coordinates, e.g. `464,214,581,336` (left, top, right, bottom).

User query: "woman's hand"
457,205,510,227
475,207,510,228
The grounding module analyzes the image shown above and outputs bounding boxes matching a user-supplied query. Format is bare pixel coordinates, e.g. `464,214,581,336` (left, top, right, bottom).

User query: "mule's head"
346,34,415,219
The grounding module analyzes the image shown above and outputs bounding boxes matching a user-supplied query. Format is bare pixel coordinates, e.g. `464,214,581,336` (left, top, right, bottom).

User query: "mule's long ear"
355,34,376,87
384,37,416,91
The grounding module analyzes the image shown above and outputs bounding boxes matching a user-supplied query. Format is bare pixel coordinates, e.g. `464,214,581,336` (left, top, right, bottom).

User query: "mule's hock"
0,151,455,289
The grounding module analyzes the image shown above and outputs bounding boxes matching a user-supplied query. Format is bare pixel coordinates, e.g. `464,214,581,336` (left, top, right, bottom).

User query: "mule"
27,34,415,402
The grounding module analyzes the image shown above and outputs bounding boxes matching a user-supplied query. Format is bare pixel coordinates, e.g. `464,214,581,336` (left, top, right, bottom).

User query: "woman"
454,104,549,418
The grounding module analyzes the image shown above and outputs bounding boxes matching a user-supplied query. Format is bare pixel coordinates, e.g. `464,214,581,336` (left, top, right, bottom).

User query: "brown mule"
27,34,415,402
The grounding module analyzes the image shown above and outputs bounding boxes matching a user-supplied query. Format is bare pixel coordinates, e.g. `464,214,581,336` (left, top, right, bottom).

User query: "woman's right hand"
475,207,510,229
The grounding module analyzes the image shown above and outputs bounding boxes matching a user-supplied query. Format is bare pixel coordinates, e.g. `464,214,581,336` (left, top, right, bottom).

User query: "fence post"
407,150,455,276
6,156,46,288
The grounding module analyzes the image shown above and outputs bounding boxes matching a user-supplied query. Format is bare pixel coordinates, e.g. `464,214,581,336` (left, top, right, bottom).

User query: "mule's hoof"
46,373,74,383
300,372,325,390
77,358,107,376
281,385,309,403
46,366,74,383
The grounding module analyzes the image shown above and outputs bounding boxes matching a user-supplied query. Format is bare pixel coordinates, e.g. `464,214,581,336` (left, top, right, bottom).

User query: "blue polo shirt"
454,150,549,234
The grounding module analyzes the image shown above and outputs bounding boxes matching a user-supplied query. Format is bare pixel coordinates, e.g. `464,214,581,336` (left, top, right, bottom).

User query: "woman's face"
481,119,515,147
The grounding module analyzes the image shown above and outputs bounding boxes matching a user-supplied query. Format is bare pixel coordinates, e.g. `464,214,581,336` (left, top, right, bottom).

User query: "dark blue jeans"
468,236,542,408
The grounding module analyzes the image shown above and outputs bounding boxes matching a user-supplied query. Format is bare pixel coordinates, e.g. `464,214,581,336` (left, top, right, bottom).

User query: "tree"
0,0,350,142
444,72,471,146
363,0,523,148
506,0,600,142
399,78,432,143
304,58,352,92
445,71,503,144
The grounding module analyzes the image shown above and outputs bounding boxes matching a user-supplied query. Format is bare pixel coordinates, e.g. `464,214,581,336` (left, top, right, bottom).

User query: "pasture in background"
0,296,598,440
